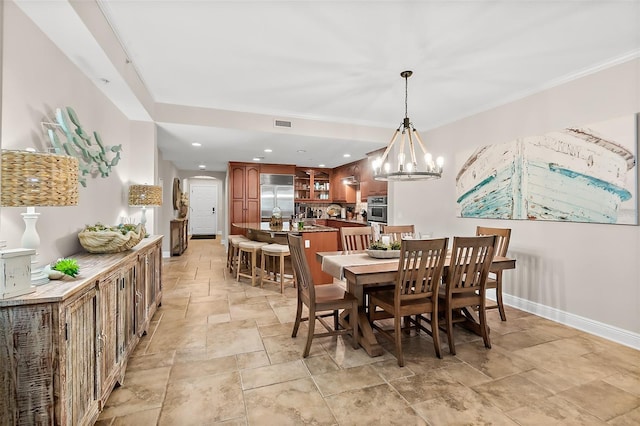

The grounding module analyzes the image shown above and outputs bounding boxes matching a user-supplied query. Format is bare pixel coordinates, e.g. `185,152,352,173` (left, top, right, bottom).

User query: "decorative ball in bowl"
78,223,145,253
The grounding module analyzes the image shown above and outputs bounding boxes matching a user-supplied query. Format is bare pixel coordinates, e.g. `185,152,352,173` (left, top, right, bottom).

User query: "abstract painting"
456,114,638,224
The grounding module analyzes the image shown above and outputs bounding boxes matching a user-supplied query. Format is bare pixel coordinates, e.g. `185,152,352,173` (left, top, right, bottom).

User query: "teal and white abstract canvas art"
456,114,638,224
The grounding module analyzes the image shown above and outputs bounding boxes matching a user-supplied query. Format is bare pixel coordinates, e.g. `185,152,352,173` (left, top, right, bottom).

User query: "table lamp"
128,184,162,227
1,150,79,285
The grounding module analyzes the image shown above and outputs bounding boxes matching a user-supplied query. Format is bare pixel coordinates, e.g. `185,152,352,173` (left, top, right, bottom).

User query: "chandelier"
372,71,444,181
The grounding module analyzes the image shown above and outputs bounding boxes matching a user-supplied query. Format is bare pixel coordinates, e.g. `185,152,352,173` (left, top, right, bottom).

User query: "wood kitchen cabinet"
294,167,332,202
0,236,163,425
331,162,357,203
229,162,260,235
360,149,388,201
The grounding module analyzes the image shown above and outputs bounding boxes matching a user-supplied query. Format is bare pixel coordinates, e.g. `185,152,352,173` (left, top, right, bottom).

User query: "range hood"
342,176,359,185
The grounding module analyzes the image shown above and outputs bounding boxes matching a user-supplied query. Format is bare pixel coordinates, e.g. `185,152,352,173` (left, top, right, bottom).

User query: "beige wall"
390,58,640,347
0,2,156,262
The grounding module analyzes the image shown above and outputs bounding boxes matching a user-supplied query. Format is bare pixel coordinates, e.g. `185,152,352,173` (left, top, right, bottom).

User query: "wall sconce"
128,184,162,227
1,150,79,285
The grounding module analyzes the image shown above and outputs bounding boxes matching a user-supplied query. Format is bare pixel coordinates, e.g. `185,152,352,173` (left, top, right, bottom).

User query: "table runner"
321,253,398,280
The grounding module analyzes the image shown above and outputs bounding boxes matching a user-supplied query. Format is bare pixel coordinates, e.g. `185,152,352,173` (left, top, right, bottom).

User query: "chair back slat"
341,226,373,251
476,226,511,257
396,238,448,301
287,234,315,300
447,235,496,294
382,225,415,242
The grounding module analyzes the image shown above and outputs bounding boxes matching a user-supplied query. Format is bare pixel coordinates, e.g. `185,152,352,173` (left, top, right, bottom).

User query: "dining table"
316,250,516,357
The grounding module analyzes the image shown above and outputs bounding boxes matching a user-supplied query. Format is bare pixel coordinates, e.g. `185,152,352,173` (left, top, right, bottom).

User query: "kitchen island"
232,222,339,284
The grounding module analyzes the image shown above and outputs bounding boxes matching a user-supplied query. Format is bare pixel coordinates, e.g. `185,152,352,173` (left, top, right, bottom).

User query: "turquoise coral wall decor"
47,106,122,187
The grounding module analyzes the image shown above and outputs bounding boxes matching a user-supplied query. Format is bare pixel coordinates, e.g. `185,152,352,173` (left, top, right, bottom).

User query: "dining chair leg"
292,298,303,338
479,303,491,349
395,314,404,367
446,308,456,355
303,307,315,358
402,315,411,335
496,278,507,321
431,312,442,359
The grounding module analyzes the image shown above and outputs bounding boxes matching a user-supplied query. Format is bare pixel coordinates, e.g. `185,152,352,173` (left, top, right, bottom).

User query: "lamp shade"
128,184,162,206
1,150,79,207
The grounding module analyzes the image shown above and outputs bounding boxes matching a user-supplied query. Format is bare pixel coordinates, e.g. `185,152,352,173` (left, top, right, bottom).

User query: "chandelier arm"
398,131,407,172
412,129,429,156
407,127,418,166
378,127,401,165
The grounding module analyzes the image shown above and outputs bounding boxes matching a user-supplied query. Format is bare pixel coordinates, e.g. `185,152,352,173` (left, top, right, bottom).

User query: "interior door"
191,184,218,235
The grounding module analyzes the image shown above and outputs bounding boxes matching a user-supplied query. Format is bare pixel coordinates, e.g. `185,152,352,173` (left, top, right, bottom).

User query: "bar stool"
237,240,268,286
228,235,249,275
260,244,294,293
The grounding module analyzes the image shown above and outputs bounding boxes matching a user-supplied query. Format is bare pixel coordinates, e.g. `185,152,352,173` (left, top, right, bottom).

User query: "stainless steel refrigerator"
260,174,295,220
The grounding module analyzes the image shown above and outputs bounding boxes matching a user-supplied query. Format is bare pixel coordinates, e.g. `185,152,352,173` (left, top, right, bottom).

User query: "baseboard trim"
500,293,640,350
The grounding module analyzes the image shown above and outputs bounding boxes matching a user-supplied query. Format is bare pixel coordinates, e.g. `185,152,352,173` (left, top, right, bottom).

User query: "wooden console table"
170,219,188,255
0,236,163,425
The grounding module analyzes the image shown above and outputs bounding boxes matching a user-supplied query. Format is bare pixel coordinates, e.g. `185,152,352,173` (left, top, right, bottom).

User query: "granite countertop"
325,218,369,226
233,222,339,233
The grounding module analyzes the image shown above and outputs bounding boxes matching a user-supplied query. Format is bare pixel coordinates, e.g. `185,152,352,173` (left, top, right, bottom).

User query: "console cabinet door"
120,264,135,357
97,272,120,405
229,163,261,235
63,288,99,426
133,259,147,338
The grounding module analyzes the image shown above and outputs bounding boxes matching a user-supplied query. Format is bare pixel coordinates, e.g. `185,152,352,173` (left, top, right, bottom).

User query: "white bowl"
366,249,400,259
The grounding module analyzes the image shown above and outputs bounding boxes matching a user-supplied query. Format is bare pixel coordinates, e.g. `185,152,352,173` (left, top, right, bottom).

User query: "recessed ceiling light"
253,157,264,161
318,164,325,167
297,150,306,154
25,147,36,152
343,153,351,158
264,148,272,153
198,164,206,169
192,142,202,147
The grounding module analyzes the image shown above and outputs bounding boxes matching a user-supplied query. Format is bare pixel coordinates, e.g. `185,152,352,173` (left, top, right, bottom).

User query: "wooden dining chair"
381,224,415,242
438,235,496,355
287,234,359,357
368,238,449,366
476,226,511,321
341,226,373,251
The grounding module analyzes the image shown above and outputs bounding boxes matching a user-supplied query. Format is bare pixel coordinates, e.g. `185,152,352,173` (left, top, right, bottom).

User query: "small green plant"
52,258,80,278
84,222,140,235
369,240,402,251
369,241,389,250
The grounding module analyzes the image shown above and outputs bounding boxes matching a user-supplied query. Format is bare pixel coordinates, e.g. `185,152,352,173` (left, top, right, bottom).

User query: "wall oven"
367,195,388,223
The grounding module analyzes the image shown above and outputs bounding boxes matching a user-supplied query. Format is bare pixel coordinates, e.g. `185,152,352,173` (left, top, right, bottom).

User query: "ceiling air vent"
274,119,292,129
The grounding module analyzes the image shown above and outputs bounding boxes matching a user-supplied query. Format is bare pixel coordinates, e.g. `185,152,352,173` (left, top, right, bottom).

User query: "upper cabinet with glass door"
294,167,332,202
312,169,331,201
294,168,311,200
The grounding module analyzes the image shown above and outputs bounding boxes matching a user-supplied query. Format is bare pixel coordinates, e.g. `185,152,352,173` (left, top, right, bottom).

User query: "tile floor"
97,239,640,425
